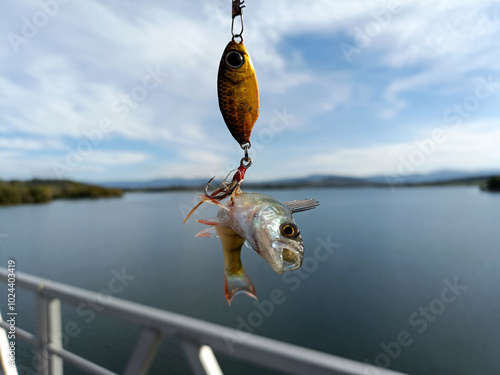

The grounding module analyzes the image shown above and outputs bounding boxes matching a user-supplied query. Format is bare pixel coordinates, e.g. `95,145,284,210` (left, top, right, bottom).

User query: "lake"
0,187,499,375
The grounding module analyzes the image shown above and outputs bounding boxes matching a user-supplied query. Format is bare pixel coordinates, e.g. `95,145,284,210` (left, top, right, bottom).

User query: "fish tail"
224,268,257,305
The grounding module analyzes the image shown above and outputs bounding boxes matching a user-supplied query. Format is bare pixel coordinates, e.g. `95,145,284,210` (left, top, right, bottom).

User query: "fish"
217,40,259,145
193,191,319,304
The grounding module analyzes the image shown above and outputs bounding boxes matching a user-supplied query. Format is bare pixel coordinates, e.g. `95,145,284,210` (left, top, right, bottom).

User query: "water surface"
0,187,499,374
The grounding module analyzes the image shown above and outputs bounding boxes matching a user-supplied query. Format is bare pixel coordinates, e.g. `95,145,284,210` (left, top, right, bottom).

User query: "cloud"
1,0,500,181
0,151,56,180
0,137,63,150
84,151,151,166
292,120,500,178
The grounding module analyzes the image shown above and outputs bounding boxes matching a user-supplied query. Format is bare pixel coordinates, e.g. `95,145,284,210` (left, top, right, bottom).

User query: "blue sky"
1,0,500,182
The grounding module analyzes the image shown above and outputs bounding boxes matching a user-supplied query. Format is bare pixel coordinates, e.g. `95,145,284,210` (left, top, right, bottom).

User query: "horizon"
1,1,500,182
2,167,499,185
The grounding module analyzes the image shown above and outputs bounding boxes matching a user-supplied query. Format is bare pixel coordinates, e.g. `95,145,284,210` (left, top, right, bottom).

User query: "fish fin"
283,199,320,213
201,195,230,212
225,269,257,305
196,218,224,226
195,226,219,238
183,200,204,224
244,240,251,249
183,195,230,224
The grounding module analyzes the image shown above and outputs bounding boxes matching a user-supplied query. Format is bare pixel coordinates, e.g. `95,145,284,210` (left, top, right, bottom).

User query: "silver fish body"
218,193,305,274
194,191,319,304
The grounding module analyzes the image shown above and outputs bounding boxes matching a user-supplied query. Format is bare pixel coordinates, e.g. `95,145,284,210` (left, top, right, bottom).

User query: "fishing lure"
217,40,259,146
206,0,258,201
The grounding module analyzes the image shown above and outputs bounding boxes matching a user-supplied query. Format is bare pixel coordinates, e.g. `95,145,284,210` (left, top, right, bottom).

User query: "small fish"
217,40,259,145
193,191,319,304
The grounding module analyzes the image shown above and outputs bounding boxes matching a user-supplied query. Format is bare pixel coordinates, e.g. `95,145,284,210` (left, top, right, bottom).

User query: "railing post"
122,328,163,375
36,295,49,375
0,307,19,375
47,298,63,375
182,342,223,375
36,295,63,375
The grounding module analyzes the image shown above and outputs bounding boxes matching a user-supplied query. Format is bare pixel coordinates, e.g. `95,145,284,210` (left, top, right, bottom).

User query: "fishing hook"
204,143,252,201
204,169,244,201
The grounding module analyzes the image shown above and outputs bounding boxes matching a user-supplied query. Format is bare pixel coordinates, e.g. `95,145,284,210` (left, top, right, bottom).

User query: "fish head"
251,204,304,275
219,40,256,83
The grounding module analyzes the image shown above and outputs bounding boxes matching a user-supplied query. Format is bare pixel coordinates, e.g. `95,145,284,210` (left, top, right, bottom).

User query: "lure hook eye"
280,223,300,238
225,51,244,69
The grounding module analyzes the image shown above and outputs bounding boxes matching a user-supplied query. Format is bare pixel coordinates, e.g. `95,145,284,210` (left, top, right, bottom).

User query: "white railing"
0,268,409,375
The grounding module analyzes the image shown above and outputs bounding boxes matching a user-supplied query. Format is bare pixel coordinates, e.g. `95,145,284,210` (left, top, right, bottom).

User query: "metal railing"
0,268,409,375
0,305,18,375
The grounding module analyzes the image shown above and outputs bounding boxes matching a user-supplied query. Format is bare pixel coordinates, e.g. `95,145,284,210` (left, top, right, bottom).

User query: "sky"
1,0,500,182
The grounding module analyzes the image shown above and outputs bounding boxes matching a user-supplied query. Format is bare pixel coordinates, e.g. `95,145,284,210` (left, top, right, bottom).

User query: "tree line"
0,179,123,206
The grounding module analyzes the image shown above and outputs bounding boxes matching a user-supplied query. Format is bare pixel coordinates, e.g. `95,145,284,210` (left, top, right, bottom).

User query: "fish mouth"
282,247,303,271
269,241,303,274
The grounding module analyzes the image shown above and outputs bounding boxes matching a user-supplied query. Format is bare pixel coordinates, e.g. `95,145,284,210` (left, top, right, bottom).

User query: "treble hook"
231,0,245,41
183,167,245,224
204,167,245,200
204,175,240,200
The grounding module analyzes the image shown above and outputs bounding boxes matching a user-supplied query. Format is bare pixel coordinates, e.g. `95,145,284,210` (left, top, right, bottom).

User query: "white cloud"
0,152,56,180
294,120,500,177
84,151,151,166
1,0,500,180
0,149,152,180
0,138,63,150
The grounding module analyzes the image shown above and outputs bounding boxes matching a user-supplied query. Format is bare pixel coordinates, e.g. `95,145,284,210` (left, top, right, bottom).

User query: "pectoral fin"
195,226,219,238
195,217,227,237
196,218,224,226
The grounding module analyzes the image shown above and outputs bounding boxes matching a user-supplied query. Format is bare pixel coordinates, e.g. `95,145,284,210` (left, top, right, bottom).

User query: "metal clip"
240,141,252,168
231,0,245,42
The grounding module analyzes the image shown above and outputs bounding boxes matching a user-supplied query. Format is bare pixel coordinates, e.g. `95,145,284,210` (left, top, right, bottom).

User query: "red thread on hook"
232,165,247,183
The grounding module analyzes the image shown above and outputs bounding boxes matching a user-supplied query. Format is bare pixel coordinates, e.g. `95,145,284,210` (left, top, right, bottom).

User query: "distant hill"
3,171,494,207
97,175,373,190
368,169,500,184
245,174,372,189
100,178,208,189
96,169,499,190
0,179,123,206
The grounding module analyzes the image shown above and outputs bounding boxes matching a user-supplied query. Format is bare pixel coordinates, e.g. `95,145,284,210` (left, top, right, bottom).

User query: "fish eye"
225,51,244,68
281,223,299,238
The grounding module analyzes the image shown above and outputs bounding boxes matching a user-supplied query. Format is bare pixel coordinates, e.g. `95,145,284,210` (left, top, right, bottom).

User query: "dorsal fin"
283,199,319,213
